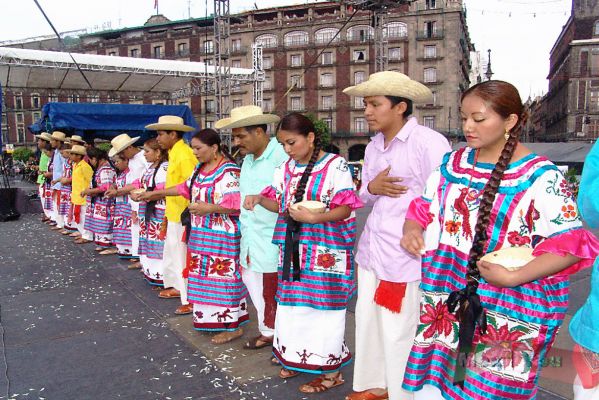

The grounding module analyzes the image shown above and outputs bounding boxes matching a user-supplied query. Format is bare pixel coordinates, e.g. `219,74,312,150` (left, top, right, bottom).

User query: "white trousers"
51,190,64,227
352,267,420,400
75,205,93,240
39,185,51,218
161,222,188,305
574,375,599,400
130,219,140,257
242,267,275,337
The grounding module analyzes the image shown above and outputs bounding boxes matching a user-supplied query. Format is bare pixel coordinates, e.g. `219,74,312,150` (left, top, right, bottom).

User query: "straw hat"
50,131,67,142
343,71,433,104
35,132,52,142
108,133,141,157
145,115,195,132
66,145,87,156
214,105,280,130
69,135,86,144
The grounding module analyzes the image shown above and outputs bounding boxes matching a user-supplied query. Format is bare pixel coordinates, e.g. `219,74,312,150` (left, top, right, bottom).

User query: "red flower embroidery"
209,258,233,276
420,300,457,340
426,212,435,225
317,253,336,269
445,220,461,235
507,231,531,246
524,200,540,232
479,324,530,369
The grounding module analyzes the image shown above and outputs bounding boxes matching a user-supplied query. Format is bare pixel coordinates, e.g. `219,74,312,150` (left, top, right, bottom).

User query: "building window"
320,73,333,87
423,116,436,129
17,127,25,143
108,51,117,56
31,94,40,109
48,94,58,103
16,113,24,124
290,96,302,111
321,51,333,65
130,48,139,58
232,60,242,68
354,96,364,109
88,95,100,103
384,22,408,38
321,95,333,110
255,34,277,48
232,99,243,108
323,117,333,131
315,28,340,44
424,67,437,83
348,25,373,42
284,31,309,47
203,41,214,54
263,57,273,69
15,95,23,109
426,0,436,9
263,76,272,90
354,71,366,84
33,111,41,121
424,45,437,59
232,39,242,52
177,42,188,56
595,21,599,36
153,46,163,58
290,75,302,88
389,47,402,60
290,54,302,67
425,21,437,38
263,98,273,112
590,89,599,111
354,117,367,132
205,99,215,113
353,50,366,62
204,58,213,66
69,95,79,103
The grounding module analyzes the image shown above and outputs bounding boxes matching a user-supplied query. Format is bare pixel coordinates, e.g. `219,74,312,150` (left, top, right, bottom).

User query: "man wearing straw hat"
107,133,148,269
343,71,451,400
35,132,53,223
143,116,197,315
216,105,287,350
48,131,68,230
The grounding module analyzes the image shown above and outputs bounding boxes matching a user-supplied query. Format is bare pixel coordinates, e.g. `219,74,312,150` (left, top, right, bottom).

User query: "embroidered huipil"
138,162,168,261
355,117,451,282
112,169,133,248
177,161,247,308
84,164,116,235
402,147,599,400
261,153,363,311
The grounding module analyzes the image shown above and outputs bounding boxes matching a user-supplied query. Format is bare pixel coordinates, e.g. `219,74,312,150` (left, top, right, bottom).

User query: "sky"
0,0,572,99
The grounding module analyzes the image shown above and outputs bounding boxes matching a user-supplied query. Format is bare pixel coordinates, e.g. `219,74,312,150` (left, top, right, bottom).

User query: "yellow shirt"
71,160,93,206
166,139,198,223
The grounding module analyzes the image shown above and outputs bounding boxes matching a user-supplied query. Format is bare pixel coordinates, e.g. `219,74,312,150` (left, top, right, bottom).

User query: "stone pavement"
0,206,589,399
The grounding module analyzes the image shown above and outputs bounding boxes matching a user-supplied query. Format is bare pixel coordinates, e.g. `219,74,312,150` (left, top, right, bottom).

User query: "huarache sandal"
345,390,389,400
99,248,118,255
74,238,92,244
158,288,181,299
278,368,299,379
243,335,273,350
299,373,344,393
211,328,244,344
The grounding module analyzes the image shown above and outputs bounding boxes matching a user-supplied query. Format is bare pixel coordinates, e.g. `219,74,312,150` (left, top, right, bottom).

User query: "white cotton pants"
39,185,51,218
242,267,276,338
574,375,599,400
75,205,93,240
52,190,64,227
131,218,140,258
352,267,421,400
161,221,188,305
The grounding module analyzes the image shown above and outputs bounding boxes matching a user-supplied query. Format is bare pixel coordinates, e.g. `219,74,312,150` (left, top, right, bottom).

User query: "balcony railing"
416,30,444,40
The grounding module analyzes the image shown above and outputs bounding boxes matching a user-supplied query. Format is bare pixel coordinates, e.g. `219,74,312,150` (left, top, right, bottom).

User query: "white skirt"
142,255,164,286
192,298,249,332
273,305,351,374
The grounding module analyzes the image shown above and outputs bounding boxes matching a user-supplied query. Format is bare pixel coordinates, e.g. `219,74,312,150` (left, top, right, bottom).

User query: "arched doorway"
348,144,366,161
325,144,340,154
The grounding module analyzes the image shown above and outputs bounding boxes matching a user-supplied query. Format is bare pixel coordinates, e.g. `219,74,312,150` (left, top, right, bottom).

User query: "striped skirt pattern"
137,202,166,260
112,201,133,247
83,197,114,236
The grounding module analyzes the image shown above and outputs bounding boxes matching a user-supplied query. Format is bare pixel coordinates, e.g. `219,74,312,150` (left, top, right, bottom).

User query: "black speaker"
0,188,21,222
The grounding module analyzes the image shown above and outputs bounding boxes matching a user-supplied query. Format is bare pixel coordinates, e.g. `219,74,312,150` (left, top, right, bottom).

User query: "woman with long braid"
400,80,599,399
245,113,362,394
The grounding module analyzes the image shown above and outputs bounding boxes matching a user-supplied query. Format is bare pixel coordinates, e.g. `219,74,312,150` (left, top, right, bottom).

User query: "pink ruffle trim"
176,182,190,200
260,186,277,200
131,179,141,189
98,183,110,192
406,197,432,229
330,189,364,210
155,183,165,190
219,192,241,210
533,229,599,276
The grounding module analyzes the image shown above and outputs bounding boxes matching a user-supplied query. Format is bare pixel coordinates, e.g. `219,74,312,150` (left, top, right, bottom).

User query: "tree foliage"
12,147,34,162
305,113,331,148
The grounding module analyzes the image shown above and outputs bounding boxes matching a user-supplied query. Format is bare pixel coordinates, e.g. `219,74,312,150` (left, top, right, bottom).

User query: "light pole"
485,49,494,81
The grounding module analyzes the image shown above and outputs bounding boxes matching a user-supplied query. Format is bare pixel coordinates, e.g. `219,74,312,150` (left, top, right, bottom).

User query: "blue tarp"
28,102,199,143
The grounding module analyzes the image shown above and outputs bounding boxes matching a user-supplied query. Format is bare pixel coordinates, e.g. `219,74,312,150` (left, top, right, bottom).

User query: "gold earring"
504,130,510,141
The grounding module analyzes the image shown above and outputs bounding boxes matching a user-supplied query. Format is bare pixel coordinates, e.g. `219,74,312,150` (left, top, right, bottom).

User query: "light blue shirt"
51,149,64,190
239,138,288,273
570,140,599,353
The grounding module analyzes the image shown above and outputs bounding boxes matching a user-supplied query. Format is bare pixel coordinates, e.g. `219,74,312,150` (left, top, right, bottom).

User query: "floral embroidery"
417,299,458,342
208,257,233,276
478,323,533,371
550,201,580,225
445,220,461,235
507,231,531,246
426,212,435,226
561,204,577,219
317,253,337,269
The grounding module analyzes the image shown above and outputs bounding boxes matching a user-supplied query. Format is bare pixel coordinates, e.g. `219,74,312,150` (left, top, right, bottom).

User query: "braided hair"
447,80,528,385
277,113,322,281
277,113,321,205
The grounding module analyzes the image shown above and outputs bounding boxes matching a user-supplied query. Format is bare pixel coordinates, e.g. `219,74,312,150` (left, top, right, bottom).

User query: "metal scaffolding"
213,0,232,146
